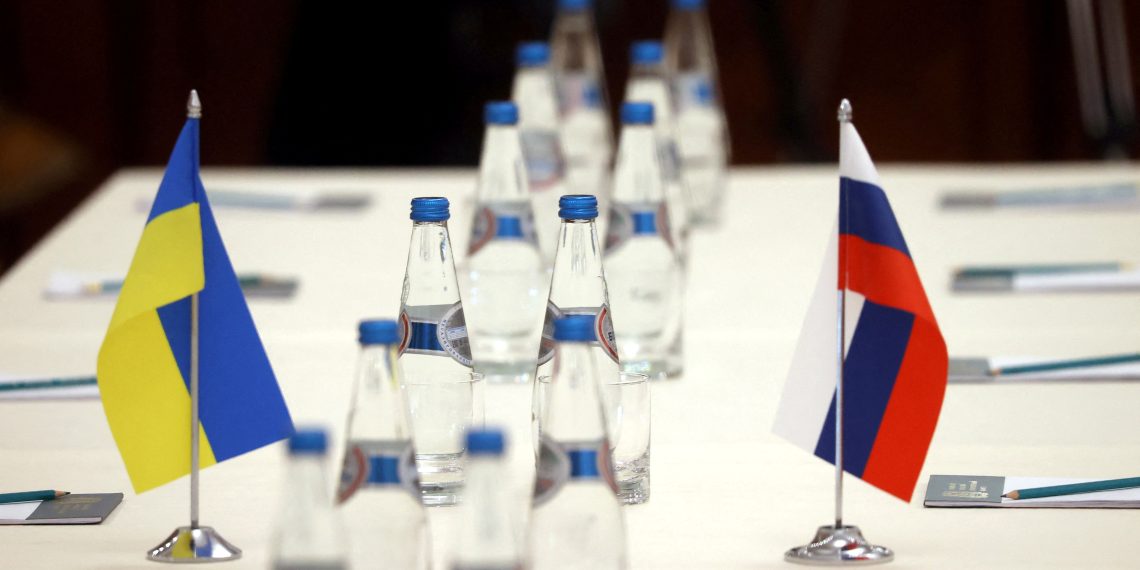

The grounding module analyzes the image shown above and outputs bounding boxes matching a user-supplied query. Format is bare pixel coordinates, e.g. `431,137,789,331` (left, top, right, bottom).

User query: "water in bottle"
400,197,477,500
550,0,613,197
271,428,349,570
665,0,729,225
530,316,627,570
537,194,620,388
624,40,689,261
338,319,430,570
604,103,683,379
467,101,547,381
512,42,568,263
450,429,522,570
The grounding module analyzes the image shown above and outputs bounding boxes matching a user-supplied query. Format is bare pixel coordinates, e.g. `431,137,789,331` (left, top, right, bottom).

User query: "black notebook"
0,493,123,525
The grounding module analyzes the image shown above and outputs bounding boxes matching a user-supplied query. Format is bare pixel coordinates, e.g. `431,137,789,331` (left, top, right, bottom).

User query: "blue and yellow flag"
97,105,293,493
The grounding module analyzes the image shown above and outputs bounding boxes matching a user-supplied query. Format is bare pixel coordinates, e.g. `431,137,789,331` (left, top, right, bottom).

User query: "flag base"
146,525,242,563
785,525,893,565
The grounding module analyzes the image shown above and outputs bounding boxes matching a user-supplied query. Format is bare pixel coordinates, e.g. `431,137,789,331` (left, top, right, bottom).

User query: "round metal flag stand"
785,525,893,566
785,100,893,566
147,526,242,563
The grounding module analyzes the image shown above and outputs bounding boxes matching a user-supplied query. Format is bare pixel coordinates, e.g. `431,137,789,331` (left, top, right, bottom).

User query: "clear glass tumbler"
533,372,651,504
405,371,485,506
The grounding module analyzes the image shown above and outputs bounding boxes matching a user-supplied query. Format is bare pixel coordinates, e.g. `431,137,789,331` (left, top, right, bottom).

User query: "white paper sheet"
0,501,41,522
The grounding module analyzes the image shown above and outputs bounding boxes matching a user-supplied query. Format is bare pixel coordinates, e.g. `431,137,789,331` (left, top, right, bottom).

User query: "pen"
85,274,292,295
993,353,1140,375
0,490,70,504
955,262,1124,279
1004,477,1140,500
0,376,97,392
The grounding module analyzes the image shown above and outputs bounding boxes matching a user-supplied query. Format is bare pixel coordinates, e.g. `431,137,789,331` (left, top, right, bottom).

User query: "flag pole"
146,90,241,563
191,291,200,529
189,92,202,531
834,98,851,532
784,99,893,565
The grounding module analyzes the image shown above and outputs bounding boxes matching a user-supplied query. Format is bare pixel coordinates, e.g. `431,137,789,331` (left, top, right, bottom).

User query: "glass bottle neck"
347,344,412,440
512,69,560,129
551,11,602,73
404,221,460,304
454,456,517,566
285,453,332,510
612,125,665,204
625,75,675,126
478,126,528,201
664,8,716,74
552,219,605,294
546,342,607,442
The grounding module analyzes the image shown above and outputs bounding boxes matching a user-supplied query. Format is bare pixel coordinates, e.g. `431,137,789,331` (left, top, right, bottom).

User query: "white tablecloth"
2,164,1140,568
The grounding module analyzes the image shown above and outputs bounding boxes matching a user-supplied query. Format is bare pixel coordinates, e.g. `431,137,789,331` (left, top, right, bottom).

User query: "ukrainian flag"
97,103,293,493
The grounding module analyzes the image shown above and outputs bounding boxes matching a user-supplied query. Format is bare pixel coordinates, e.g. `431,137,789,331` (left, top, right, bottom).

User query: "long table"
2,165,1139,568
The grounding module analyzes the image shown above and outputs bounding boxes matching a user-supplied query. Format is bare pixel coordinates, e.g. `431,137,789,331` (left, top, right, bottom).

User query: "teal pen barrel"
1016,476,1140,500
997,353,1140,376
0,490,57,504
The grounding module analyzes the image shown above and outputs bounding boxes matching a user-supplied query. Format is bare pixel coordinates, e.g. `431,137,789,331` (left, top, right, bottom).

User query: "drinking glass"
404,372,485,506
532,372,651,504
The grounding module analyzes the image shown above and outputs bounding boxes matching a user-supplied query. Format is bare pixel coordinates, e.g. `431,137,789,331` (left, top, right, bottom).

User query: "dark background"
0,0,1138,272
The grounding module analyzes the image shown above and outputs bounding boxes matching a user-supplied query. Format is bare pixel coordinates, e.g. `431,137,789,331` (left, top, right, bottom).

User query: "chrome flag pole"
784,99,893,566
147,91,241,563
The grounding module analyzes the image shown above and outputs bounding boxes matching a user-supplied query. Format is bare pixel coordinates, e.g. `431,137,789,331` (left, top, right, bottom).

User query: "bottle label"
336,439,419,503
399,302,473,367
658,138,683,183
520,129,566,192
538,303,619,364
605,203,674,252
536,301,564,365
558,72,603,114
468,202,540,256
533,435,617,505
674,72,714,111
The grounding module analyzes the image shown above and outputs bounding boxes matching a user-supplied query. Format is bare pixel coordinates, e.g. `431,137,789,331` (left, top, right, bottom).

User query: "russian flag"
773,109,948,501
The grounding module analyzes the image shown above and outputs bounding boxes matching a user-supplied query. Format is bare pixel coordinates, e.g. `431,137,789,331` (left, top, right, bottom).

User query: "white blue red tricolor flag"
773,109,948,501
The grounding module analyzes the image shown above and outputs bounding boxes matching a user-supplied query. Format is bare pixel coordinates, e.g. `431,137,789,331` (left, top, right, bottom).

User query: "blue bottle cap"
485,101,519,126
630,41,664,66
466,428,506,455
410,197,450,222
289,428,328,454
558,194,599,220
558,0,591,11
553,315,596,342
359,319,400,345
517,42,551,67
672,0,705,10
621,101,655,125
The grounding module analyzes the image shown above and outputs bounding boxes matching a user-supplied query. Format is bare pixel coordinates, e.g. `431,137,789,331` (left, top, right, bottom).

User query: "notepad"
924,475,1140,508
0,493,123,524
